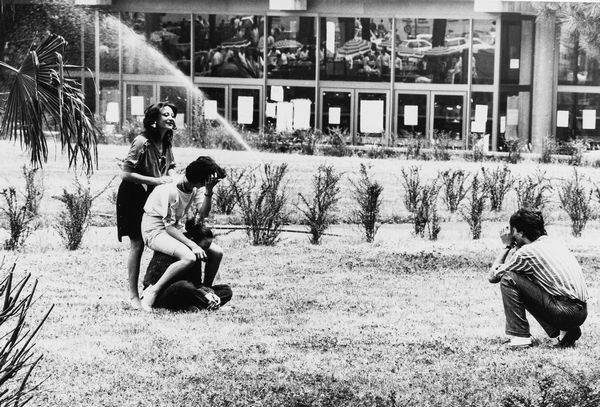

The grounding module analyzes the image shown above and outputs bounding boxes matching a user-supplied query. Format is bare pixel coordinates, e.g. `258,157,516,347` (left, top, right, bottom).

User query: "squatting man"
488,209,588,349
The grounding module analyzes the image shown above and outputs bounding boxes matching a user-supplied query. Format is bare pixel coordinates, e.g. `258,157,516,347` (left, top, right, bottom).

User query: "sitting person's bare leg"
203,242,223,287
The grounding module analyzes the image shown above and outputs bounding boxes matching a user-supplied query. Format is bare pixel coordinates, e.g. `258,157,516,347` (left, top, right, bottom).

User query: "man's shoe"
556,327,581,348
504,335,538,349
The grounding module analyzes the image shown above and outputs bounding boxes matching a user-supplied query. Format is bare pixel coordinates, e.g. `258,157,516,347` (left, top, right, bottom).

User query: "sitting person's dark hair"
184,220,214,242
509,208,547,241
185,156,227,184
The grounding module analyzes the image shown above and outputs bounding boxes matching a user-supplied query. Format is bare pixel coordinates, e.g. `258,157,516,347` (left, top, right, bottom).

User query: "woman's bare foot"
140,285,158,312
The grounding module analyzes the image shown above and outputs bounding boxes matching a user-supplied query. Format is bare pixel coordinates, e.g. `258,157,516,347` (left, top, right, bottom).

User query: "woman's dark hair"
142,101,178,145
509,209,547,241
185,156,226,184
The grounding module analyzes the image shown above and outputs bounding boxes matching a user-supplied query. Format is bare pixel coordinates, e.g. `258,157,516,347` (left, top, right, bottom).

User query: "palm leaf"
0,33,98,173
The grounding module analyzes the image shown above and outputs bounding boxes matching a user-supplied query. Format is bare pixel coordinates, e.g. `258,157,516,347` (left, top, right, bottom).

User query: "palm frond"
0,33,98,173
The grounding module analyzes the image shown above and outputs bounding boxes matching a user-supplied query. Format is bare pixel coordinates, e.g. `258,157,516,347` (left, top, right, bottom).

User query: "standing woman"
117,102,178,309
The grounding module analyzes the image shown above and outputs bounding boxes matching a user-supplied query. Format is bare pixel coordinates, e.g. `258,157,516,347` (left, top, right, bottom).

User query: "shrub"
213,168,245,215
413,179,441,240
53,174,114,250
22,165,44,217
558,169,594,237
461,171,488,239
319,127,350,157
540,136,556,164
439,169,470,213
557,139,587,166
514,170,552,212
505,139,523,164
351,164,384,243
400,166,422,214
231,163,289,245
483,165,515,212
295,164,342,244
432,130,452,161
0,187,36,250
0,262,53,407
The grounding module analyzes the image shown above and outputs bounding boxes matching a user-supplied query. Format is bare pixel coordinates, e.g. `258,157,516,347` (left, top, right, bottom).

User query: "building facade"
9,0,600,152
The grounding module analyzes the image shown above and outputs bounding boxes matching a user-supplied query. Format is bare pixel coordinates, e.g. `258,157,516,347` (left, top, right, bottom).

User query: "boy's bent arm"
165,225,201,251
488,247,513,284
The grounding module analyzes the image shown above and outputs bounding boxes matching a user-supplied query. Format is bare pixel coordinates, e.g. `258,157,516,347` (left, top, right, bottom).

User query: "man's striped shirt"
497,235,588,302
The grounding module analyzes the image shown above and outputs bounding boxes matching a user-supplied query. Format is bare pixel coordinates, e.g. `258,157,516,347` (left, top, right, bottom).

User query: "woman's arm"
121,170,171,186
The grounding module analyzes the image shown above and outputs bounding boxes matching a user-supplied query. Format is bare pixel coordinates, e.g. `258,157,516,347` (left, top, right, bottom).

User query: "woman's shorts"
144,231,191,258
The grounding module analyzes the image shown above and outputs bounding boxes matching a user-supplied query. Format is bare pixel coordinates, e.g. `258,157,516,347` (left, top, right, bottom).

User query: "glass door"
320,89,353,143
395,92,429,145
431,92,466,146
356,91,388,145
230,87,262,131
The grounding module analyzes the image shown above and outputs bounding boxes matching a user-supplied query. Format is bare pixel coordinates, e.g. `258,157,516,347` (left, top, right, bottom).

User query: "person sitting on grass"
488,209,588,349
142,222,232,311
140,156,226,311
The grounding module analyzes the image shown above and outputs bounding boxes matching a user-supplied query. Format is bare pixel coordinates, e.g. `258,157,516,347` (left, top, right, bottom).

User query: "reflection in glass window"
193,15,264,78
99,13,119,73
121,12,191,75
99,80,120,124
556,93,600,144
266,16,316,80
322,91,352,139
319,17,392,82
232,88,260,131
472,20,496,84
558,28,600,86
159,86,188,128
395,18,470,84
433,94,463,140
396,93,427,139
266,86,315,130
83,13,96,71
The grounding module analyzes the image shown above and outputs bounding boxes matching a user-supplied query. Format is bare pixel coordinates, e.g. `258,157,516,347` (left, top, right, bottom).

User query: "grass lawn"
0,140,599,406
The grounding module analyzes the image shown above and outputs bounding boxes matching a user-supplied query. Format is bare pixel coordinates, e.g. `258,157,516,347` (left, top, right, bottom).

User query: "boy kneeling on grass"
488,209,588,349
140,156,227,311
142,222,232,312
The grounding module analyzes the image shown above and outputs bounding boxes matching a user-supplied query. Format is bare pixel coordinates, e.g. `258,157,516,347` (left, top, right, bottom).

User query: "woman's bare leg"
127,237,145,309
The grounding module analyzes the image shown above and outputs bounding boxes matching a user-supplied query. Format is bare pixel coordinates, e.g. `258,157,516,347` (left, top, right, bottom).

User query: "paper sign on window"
509,59,520,69
326,21,336,56
105,102,119,123
329,107,341,125
276,102,293,132
500,116,506,133
471,120,485,133
270,86,284,102
556,110,569,128
266,102,277,118
237,96,254,124
475,104,488,124
131,96,145,116
404,105,418,126
360,100,384,133
582,109,596,129
204,100,218,120
506,109,519,126
175,113,185,129
292,98,311,130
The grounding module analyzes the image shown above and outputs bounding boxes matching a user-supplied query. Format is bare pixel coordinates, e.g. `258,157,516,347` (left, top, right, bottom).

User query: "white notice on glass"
404,105,418,126
556,110,569,128
471,120,485,133
270,86,284,102
475,104,488,124
506,109,519,125
204,100,218,120
360,100,384,133
509,59,520,69
266,102,277,118
276,102,293,132
105,102,119,123
131,96,145,116
582,109,596,129
326,21,336,56
292,99,311,130
237,96,254,124
175,113,185,130
329,107,341,125
500,116,506,133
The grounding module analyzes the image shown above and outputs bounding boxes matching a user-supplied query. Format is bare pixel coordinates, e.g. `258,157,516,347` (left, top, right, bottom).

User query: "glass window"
83,13,96,71
125,84,154,123
84,78,97,117
193,15,264,78
232,88,261,131
321,90,352,137
472,20,496,84
396,93,427,139
199,87,226,119
99,80,120,124
558,27,600,86
99,13,119,73
357,92,387,138
159,85,188,128
266,16,316,80
121,12,191,75
265,86,315,130
395,18,470,84
498,91,531,150
433,94,464,140
500,19,533,86
319,17,392,82
556,93,600,143
470,92,493,148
